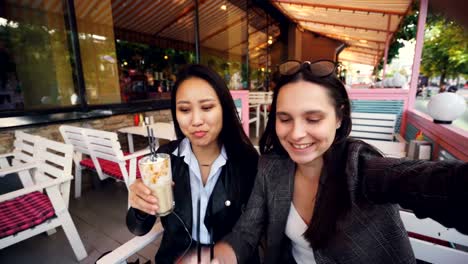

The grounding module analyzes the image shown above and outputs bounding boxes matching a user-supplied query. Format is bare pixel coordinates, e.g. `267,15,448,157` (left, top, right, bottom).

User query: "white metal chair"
249,91,270,137
260,91,273,128
249,92,262,138
400,210,468,263
60,125,151,199
0,136,87,261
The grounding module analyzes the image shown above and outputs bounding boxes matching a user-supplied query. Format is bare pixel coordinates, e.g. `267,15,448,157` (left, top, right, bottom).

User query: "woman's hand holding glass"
129,179,159,215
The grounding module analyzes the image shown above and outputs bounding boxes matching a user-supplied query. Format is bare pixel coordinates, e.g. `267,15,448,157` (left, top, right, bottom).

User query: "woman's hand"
177,243,237,264
129,179,159,215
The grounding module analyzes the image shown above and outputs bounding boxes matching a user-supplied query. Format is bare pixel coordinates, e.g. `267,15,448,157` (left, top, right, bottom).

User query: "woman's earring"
336,122,341,129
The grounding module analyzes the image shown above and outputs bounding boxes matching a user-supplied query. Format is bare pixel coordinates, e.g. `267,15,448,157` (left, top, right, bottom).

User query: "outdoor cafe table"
118,122,176,153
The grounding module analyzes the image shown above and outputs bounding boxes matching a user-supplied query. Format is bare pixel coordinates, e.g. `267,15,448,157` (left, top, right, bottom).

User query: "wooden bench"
351,112,399,141
400,210,468,263
351,112,407,158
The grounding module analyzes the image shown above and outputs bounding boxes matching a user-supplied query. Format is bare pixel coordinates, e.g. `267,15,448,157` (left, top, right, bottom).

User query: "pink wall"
230,90,249,136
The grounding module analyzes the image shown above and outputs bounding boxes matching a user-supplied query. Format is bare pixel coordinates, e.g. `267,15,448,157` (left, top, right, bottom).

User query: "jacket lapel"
272,158,295,226
204,166,228,228
172,157,193,232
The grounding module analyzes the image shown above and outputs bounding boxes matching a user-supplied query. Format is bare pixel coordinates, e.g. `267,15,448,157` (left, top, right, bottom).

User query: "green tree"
374,6,418,75
420,17,468,85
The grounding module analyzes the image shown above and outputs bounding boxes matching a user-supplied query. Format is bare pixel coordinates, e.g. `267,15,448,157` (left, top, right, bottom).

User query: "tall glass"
138,153,174,216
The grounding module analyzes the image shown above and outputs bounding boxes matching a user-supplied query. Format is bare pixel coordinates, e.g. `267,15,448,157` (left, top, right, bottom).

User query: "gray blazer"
224,139,468,263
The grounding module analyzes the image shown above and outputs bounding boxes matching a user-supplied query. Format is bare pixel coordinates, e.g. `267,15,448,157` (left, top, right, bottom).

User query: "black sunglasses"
278,59,337,77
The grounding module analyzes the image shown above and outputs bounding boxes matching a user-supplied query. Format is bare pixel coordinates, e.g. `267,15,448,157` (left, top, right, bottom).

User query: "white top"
285,203,316,264
173,138,227,244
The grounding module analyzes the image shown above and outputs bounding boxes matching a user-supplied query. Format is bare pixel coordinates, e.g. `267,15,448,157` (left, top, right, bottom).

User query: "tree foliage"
374,5,418,74
420,16,468,85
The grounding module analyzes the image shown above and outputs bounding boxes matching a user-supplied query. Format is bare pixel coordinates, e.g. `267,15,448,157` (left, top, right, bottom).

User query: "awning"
4,0,279,64
270,0,413,66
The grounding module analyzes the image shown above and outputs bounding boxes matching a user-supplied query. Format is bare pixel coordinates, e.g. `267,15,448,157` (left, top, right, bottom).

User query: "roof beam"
225,23,278,52
339,58,375,66
273,0,405,16
154,0,207,37
322,33,385,44
350,46,382,52
201,16,247,43
297,18,390,33
345,49,381,57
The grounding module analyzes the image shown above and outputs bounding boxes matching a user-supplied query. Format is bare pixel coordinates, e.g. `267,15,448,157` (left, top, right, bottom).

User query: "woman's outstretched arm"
360,157,468,234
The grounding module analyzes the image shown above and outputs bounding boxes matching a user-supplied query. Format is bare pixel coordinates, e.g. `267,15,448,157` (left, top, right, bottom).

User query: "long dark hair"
171,64,258,165
259,65,352,248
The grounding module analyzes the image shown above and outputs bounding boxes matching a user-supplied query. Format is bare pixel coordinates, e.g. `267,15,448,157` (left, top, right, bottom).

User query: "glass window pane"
73,0,195,105
74,0,121,105
248,8,281,91
199,0,248,90
113,0,195,103
0,0,76,112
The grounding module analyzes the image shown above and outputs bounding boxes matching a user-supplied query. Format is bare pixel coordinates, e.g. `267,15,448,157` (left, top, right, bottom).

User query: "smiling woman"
203,60,468,264
126,64,260,264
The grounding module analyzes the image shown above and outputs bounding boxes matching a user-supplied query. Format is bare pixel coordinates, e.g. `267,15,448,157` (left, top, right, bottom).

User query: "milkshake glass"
139,153,174,216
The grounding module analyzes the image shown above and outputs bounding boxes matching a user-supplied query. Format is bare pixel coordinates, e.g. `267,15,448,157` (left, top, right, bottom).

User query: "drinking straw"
146,126,156,160
197,196,201,263
150,128,157,157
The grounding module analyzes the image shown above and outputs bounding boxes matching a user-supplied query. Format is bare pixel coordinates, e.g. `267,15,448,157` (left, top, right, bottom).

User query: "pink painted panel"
407,110,468,161
230,90,249,136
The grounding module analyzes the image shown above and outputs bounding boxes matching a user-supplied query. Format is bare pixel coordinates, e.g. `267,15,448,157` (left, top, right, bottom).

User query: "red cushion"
260,104,271,112
0,191,55,238
79,152,143,180
408,231,450,247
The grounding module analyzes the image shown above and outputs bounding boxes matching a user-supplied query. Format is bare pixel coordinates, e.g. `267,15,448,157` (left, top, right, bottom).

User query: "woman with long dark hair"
201,60,468,264
126,64,259,264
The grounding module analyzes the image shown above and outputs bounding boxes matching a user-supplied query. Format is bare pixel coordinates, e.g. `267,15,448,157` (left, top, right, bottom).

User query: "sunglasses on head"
278,59,337,78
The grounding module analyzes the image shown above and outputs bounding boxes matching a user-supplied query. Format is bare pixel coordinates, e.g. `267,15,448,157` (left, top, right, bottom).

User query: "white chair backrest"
82,128,124,162
11,131,38,165
265,91,273,104
350,112,397,141
35,137,74,180
249,91,268,105
400,210,468,263
60,125,91,156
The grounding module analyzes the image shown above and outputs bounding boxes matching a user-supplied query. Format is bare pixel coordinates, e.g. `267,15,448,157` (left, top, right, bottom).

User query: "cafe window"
0,0,282,120
198,1,282,91
0,0,76,113
72,0,195,105
248,7,282,91
199,0,249,90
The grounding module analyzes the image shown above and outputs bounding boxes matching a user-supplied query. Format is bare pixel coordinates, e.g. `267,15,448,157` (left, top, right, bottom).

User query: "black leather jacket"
127,140,259,264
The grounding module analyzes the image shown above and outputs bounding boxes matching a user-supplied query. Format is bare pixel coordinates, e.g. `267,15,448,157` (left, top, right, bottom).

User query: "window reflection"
0,1,75,112
0,0,283,114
